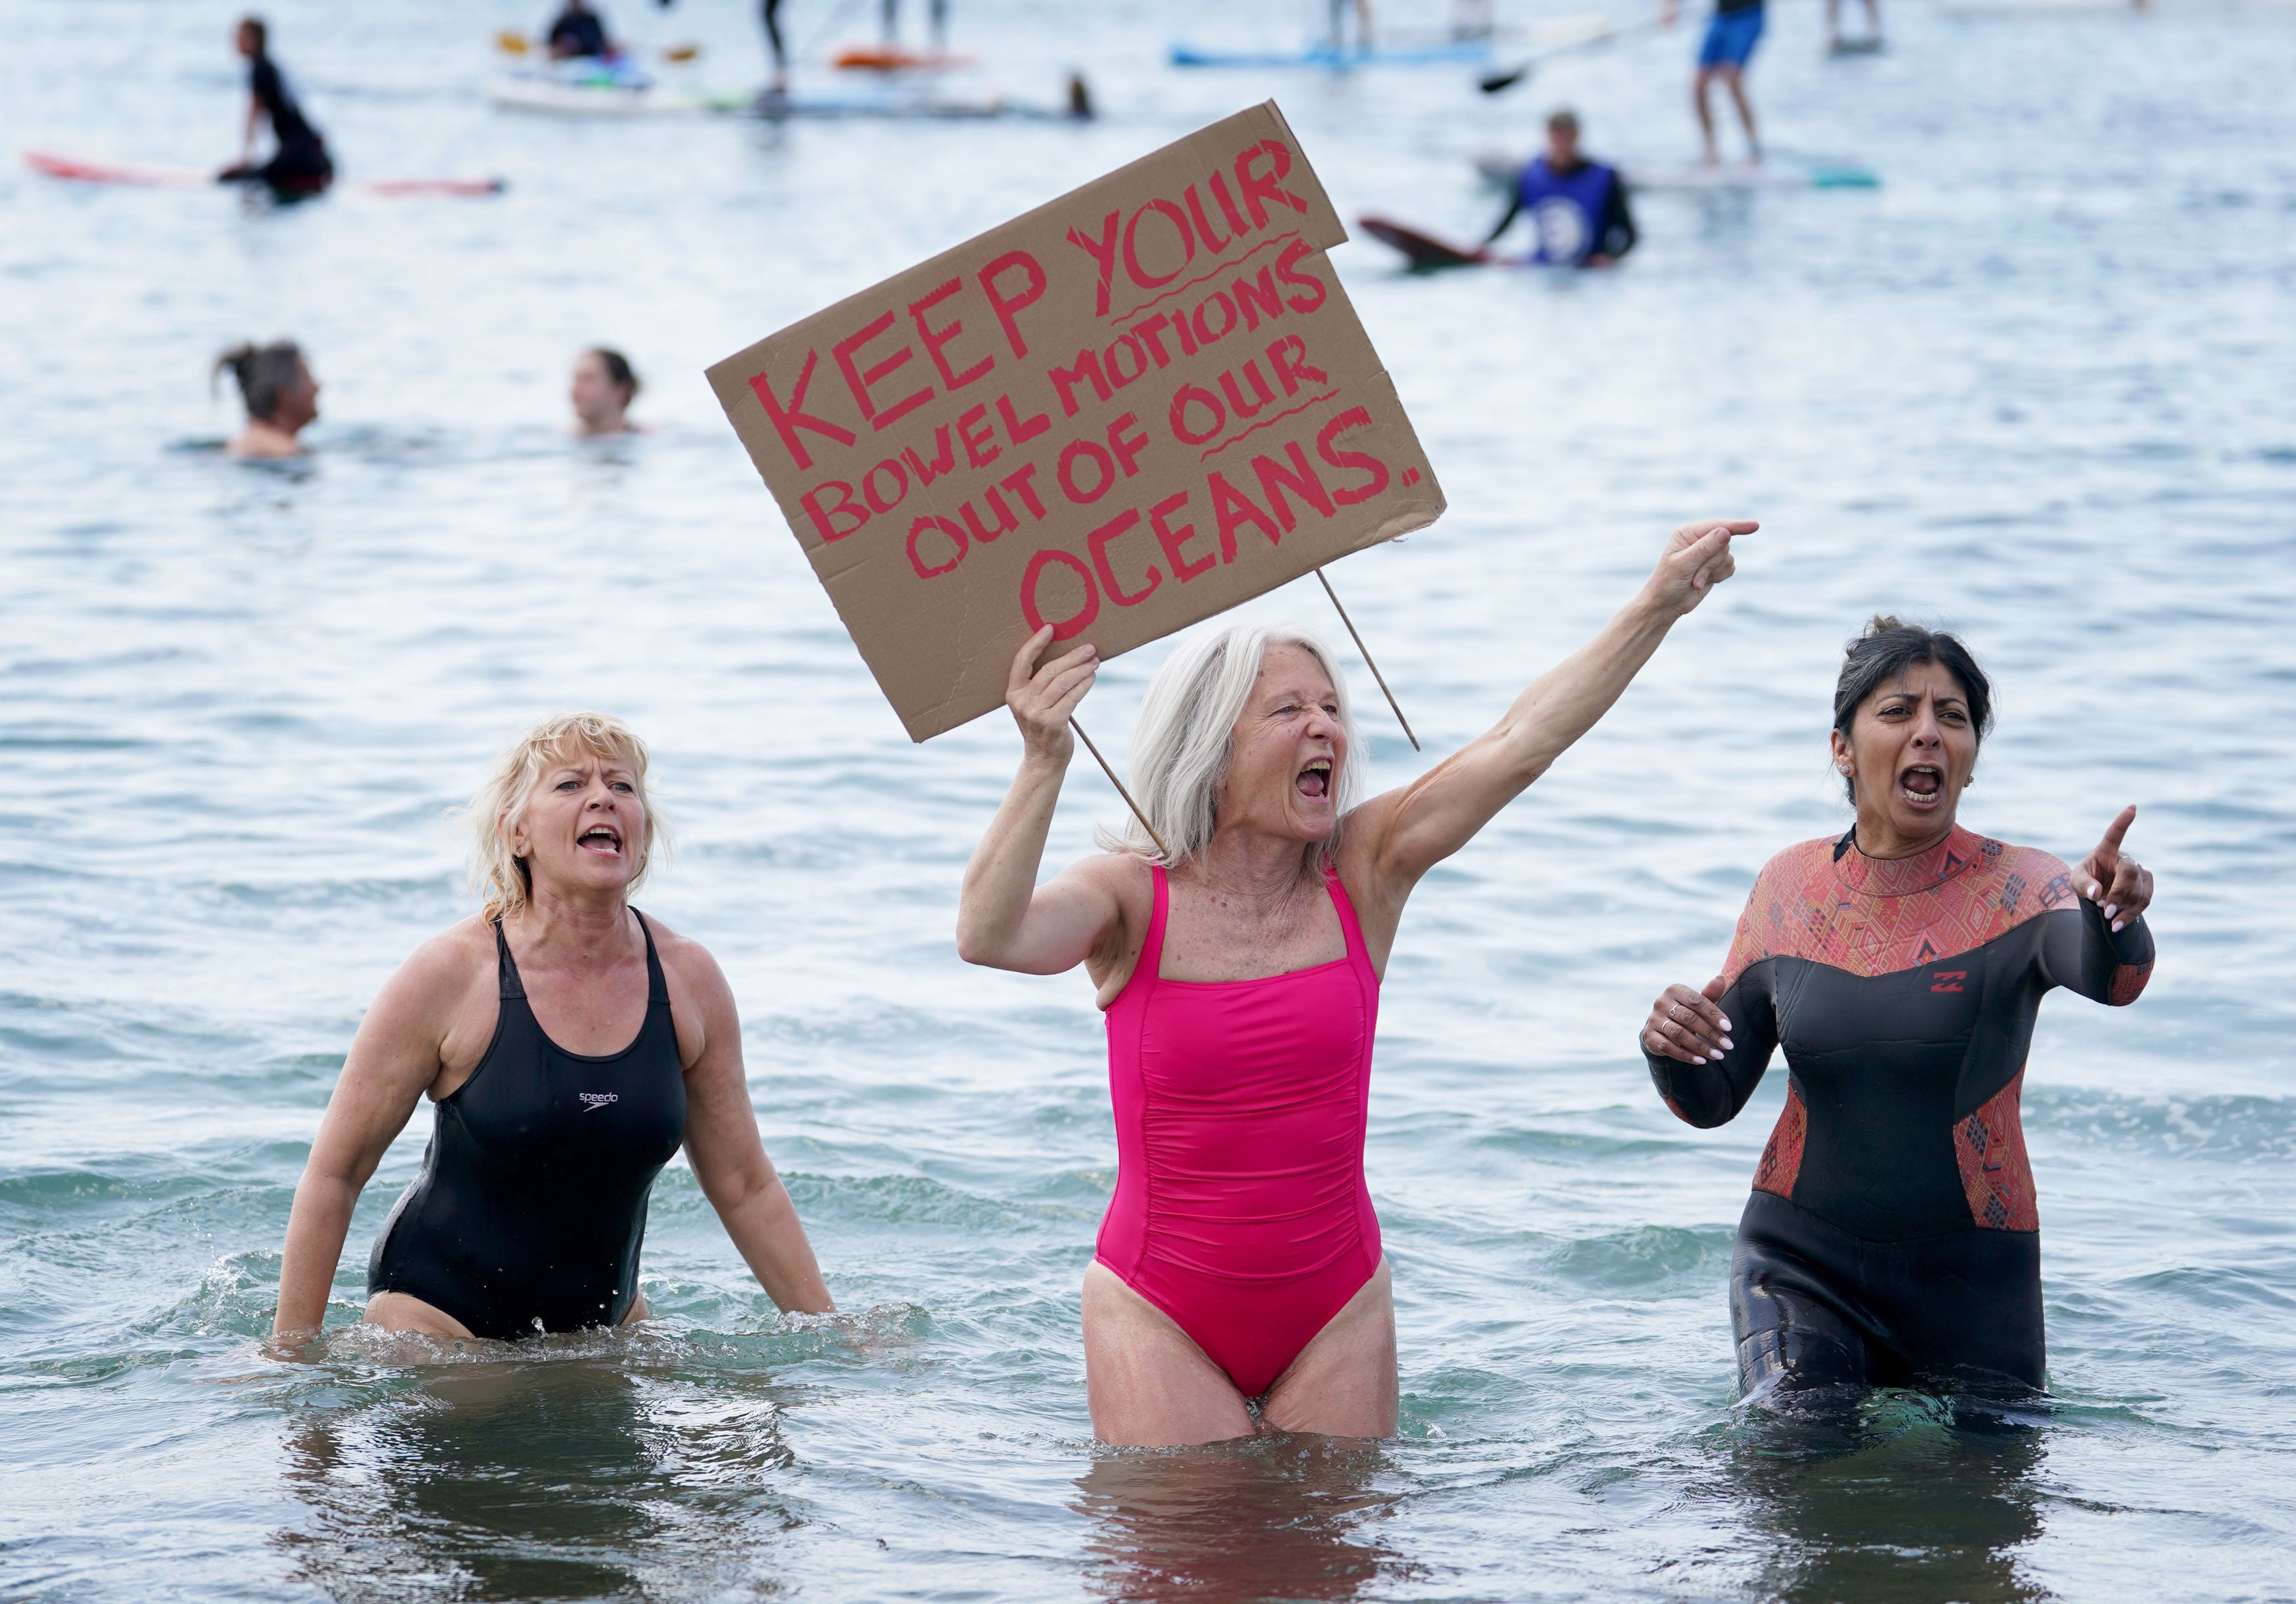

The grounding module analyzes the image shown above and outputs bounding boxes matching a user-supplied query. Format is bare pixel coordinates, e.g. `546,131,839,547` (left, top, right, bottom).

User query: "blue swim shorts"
1698,7,1765,68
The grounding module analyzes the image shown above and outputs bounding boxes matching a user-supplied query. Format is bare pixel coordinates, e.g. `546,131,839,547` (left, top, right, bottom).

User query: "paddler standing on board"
1663,0,1764,164
1483,109,1637,268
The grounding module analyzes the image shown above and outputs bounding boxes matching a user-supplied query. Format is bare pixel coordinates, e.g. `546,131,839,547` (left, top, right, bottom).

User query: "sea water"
3,0,2293,1598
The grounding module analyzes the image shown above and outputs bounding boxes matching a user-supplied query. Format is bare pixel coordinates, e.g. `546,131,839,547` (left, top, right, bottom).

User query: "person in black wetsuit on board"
1642,617,2156,1403
547,0,611,60
219,16,332,199
1484,110,1636,268
271,714,834,1346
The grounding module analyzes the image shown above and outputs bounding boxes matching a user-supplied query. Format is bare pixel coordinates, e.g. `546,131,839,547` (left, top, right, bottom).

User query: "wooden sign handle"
1316,569,1420,751
1071,718,1170,861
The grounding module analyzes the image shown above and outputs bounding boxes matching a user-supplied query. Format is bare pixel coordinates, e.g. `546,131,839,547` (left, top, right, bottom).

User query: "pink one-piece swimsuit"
1096,863,1384,1398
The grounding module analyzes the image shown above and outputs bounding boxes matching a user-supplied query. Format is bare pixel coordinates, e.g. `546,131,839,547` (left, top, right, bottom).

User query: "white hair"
1096,621,1363,869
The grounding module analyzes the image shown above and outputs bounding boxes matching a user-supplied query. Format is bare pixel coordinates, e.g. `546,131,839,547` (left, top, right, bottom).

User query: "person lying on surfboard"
1483,110,1636,268
218,16,331,199
215,341,319,460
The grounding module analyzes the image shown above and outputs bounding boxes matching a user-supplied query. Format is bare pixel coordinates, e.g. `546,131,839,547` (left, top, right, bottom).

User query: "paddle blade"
1478,62,1529,92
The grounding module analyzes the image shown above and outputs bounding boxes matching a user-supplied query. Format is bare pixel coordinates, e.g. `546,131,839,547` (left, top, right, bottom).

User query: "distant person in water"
215,341,319,459
571,348,642,436
272,713,834,1347
1662,0,1763,163
547,0,612,60
219,16,332,198
1484,110,1636,267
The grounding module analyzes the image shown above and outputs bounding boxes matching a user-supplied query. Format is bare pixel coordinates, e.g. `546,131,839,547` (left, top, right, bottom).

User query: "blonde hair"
1096,621,1362,869
466,712,665,921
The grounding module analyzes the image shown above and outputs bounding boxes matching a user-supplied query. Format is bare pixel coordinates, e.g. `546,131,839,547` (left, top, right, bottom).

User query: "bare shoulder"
384,916,497,1008
634,913,737,1006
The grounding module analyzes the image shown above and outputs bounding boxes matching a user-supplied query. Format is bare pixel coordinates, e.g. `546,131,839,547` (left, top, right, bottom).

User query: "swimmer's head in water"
572,348,639,432
1098,623,1360,869
1831,615,1993,831
467,712,668,920
214,340,317,430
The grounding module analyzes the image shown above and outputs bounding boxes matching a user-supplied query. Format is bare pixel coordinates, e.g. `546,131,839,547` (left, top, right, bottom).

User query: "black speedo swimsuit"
367,913,688,1340
1646,825,2154,1399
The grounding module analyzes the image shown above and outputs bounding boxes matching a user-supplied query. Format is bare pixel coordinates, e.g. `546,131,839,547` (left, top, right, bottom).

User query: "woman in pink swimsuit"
958,518,1753,1445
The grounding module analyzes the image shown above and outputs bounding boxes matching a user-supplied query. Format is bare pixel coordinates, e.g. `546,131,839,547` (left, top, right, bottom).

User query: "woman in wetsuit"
1643,617,2155,1402
272,713,832,1346
960,518,1753,1445
220,17,333,199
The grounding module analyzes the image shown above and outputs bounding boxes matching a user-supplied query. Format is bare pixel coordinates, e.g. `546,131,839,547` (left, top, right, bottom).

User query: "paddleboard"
24,150,502,196
484,72,738,115
1473,148,1877,192
1359,215,1496,269
745,85,1031,119
1170,39,1491,67
830,44,976,72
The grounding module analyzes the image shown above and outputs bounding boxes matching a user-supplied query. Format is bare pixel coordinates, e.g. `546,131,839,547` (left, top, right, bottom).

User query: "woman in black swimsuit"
1642,617,2155,1403
272,713,832,1345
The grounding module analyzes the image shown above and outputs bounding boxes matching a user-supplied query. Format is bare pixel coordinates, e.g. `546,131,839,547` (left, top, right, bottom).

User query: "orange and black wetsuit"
1647,825,2154,1399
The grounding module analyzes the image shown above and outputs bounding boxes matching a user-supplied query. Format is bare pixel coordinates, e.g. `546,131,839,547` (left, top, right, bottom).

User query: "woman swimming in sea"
1642,617,2155,1403
272,713,832,1346
215,341,319,460
959,518,1753,1445
571,348,643,436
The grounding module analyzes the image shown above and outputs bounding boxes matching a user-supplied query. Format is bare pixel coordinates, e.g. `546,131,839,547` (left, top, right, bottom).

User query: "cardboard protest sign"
707,100,1445,741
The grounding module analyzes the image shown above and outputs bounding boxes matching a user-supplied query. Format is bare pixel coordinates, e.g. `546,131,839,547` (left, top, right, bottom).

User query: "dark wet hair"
213,340,306,422
1547,108,1580,136
1832,615,1992,801
588,348,640,403
239,14,268,51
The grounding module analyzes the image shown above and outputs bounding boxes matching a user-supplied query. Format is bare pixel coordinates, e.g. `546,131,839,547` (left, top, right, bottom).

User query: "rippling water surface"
5,0,2295,1597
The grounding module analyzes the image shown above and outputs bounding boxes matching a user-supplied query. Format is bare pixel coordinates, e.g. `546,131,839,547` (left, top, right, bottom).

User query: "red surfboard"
1359,215,1495,270
24,150,503,197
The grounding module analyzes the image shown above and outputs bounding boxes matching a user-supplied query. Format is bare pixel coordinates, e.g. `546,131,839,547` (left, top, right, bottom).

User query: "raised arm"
955,627,1127,975
673,944,834,1313
272,937,470,1344
1351,519,1753,915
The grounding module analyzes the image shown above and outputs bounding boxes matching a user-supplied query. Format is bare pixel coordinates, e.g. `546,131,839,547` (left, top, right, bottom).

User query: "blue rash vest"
1515,156,1633,266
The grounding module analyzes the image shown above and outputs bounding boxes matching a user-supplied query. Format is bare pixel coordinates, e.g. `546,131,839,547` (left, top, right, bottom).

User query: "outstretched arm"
956,627,1126,975
1351,519,1754,917
678,951,834,1313
1482,195,1523,247
2041,805,2156,1004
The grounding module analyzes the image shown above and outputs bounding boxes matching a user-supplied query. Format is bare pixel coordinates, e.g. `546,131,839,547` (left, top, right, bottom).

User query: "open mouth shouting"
577,822,625,857
1296,757,1333,802
1898,764,1946,809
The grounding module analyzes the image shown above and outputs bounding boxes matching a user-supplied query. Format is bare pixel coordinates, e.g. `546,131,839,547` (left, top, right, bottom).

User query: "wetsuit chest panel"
367,915,687,1340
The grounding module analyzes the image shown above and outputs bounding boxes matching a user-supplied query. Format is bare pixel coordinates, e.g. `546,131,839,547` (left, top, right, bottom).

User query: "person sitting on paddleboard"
547,0,612,60
215,340,319,460
1483,110,1636,268
1663,0,1764,164
219,16,332,199
571,348,643,436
